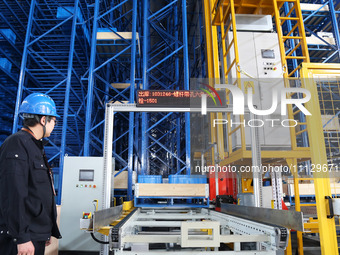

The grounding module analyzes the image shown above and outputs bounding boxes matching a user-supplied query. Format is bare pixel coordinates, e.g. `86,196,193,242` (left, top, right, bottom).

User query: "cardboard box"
45,205,61,255
288,183,340,196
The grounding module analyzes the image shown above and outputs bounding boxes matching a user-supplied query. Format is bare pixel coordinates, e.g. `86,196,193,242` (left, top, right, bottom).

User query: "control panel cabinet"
228,32,291,150
59,156,105,252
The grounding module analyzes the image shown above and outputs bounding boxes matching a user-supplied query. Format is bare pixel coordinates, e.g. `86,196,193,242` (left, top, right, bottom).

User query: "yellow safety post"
203,0,218,168
301,63,339,255
285,234,292,255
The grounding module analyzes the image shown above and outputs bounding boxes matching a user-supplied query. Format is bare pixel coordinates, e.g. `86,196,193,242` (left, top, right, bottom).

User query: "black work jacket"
0,129,61,244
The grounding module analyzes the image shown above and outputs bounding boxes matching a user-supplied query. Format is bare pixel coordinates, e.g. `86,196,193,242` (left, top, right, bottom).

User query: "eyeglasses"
51,118,58,125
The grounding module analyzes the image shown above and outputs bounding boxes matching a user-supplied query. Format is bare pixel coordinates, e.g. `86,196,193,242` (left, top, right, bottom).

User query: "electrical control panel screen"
79,169,94,181
261,49,275,59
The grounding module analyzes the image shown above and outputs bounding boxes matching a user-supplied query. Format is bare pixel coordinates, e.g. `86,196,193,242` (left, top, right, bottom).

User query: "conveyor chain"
110,208,138,249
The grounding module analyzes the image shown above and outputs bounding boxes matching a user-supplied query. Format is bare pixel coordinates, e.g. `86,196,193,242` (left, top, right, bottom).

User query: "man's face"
43,116,57,137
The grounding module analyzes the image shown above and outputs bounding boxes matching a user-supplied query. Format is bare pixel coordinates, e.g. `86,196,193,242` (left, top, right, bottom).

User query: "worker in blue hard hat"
0,93,62,255
18,93,60,139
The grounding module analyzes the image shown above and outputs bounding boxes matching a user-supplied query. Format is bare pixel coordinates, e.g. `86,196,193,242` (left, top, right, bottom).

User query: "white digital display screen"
79,169,94,181
261,49,275,59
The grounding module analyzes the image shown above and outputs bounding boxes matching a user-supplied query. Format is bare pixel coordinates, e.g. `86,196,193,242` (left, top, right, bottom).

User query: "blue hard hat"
19,93,60,118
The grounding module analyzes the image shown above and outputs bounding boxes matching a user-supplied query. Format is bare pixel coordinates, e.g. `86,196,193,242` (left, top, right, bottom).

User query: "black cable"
90,233,109,244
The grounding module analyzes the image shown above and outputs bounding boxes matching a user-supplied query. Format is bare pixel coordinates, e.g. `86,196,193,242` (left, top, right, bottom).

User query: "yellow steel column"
287,158,304,255
285,234,292,255
203,0,217,164
219,8,233,156
301,63,338,255
229,0,246,150
203,0,215,78
272,0,287,78
204,0,225,163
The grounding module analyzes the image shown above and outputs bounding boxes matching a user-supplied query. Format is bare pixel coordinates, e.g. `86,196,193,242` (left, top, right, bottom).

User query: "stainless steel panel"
221,203,304,231
93,206,123,232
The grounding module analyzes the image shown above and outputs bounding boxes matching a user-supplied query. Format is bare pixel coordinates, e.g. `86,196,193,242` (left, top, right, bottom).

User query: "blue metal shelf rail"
135,197,209,208
286,194,340,206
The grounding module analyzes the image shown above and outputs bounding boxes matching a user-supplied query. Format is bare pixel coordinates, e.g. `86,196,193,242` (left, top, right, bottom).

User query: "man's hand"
45,239,52,246
17,241,35,255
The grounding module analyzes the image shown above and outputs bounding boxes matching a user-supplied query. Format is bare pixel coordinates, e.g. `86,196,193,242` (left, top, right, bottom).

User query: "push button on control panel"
76,183,97,188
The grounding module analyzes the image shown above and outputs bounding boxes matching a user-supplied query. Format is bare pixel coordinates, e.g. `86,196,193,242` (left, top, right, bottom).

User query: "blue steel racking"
300,0,340,63
4,0,338,206
140,0,191,179
83,0,140,201
0,0,30,144
188,0,206,78
273,0,339,74
81,0,193,204
9,0,92,203
2,0,194,205
134,0,193,206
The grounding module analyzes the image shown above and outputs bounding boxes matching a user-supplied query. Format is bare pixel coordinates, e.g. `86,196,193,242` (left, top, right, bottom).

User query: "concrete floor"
290,232,323,255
